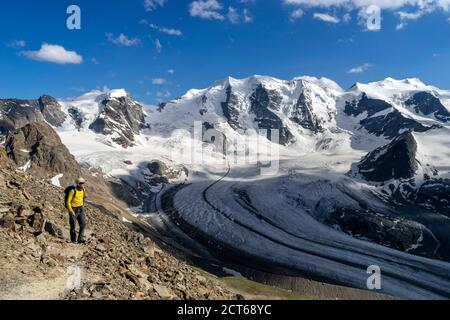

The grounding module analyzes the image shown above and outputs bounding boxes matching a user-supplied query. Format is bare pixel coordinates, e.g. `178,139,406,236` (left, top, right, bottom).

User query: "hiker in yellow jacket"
66,177,88,244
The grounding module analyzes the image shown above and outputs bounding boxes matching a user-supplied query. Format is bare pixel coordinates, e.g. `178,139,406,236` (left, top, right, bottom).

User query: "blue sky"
0,0,449,103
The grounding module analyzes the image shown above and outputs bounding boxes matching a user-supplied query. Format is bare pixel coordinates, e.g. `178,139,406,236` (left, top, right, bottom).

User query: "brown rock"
28,211,46,235
5,122,81,185
152,284,174,299
0,214,17,232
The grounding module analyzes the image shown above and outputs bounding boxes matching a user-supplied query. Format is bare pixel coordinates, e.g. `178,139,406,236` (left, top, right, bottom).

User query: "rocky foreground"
0,147,237,300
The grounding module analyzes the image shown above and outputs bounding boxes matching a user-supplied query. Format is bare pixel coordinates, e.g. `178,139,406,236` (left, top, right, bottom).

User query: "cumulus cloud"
21,43,83,64
313,13,340,23
347,63,372,74
106,33,140,46
144,0,167,11
189,0,225,20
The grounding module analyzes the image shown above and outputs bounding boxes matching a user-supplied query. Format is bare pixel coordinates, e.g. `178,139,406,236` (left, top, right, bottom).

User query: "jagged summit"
352,131,419,182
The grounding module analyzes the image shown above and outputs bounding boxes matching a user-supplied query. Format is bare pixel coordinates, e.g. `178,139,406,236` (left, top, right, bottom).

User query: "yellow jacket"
66,188,85,213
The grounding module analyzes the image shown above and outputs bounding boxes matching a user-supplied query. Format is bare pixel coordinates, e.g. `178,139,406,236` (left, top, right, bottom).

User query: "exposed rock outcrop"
221,85,242,130
344,93,439,139
250,84,294,146
290,86,324,133
0,99,44,134
405,91,450,122
0,96,66,134
89,93,147,148
353,132,419,182
344,93,392,117
5,122,81,186
325,207,440,259
38,95,67,127
415,179,450,218
360,109,436,139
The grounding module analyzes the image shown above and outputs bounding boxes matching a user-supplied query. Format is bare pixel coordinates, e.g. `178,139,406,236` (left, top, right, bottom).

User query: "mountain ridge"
2,75,450,263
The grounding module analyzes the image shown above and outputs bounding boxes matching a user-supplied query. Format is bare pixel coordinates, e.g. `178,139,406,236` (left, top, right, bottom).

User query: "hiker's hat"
76,177,86,184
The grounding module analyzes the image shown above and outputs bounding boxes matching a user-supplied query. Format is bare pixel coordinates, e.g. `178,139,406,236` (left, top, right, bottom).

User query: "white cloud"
290,9,304,21
152,78,167,85
168,69,175,74
343,12,352,22
21,43,83,64
189,0,253,23
347,62,372,74
313,13,340,23
6,40,26,48
227,6,253,23
156,26,183,36
189,0,225,20
243,9,253,22
144,0,167,11
396,10,424,29
284,0,450,10
285,0,450,28
228,7,240,23
141,20,183,36
155,39,162,53
106,33,140,46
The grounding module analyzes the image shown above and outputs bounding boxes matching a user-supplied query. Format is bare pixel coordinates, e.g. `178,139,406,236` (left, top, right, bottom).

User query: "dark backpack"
64,185,77,209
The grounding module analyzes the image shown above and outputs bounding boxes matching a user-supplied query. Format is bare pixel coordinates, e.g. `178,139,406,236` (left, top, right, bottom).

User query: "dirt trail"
0,238,88,300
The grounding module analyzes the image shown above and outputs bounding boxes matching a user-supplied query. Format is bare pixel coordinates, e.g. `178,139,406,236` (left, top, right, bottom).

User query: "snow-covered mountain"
2,75,450,298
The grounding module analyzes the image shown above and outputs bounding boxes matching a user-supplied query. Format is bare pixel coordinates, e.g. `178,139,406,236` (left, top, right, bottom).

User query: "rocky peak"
405,92,450,122
250,84,294,145
0,95,66,134
0,99,44,134
353,131,419,182
38,95,67,127
290,84,324,133
89,93,147,148
5,121,81,186
344,93,392,117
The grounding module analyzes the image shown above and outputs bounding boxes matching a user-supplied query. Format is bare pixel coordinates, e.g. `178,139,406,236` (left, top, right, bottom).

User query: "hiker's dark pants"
69,207,86,243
